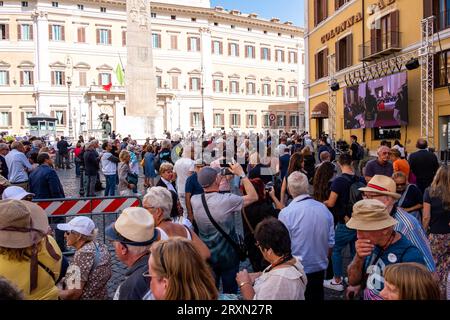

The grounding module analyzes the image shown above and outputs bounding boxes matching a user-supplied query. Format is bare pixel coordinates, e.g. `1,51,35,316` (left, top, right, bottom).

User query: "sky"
210,0,304,27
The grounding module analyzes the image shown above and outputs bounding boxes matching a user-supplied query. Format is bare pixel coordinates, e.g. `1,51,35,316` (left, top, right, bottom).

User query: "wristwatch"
239,281,250,288
239,173,246,179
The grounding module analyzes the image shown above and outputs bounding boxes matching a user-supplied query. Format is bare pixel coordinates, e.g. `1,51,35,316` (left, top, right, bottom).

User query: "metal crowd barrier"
33,195,143,254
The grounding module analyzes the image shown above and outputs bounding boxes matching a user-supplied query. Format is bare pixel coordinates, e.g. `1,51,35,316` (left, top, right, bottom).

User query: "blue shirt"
29,164,65,199
363,234,426,300
185,172,203,196
5,149,32,183
393,208,435,272
279,195,335,274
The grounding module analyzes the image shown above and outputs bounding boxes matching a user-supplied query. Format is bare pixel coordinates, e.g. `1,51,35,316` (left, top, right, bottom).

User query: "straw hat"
346,199,398,231
358,175,401,200
0,200,49,249
106,207,158,246
0,200,60,293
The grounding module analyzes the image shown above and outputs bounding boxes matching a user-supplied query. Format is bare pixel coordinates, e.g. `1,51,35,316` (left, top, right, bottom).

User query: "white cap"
2,186,35,200
57,216,96,236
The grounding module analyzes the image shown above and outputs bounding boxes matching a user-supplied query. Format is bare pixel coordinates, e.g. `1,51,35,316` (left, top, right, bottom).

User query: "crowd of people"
0,130,448,301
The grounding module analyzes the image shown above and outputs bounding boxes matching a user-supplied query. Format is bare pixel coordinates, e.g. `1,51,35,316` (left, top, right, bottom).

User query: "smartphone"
220,168,233,176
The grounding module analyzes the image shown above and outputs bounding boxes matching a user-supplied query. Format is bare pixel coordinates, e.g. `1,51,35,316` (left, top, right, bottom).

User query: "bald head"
416,138,428,150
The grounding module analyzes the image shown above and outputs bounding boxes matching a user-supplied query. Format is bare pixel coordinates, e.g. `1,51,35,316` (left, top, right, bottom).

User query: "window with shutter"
170,35,177,50
78,27,86,43
79,71,86,87
315,48,328,79
122,30,126,46
172,75,178,90
315,0,328,26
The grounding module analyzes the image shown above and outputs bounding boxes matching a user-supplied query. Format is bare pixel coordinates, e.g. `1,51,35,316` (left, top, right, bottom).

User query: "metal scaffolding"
328,53,337,143
420,16,435,148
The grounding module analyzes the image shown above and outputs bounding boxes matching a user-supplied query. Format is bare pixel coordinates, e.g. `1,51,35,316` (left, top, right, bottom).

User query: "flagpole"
118,52,125,73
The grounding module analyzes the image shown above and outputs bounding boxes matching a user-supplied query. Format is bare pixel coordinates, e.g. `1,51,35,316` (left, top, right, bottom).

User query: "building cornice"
79,0,303,35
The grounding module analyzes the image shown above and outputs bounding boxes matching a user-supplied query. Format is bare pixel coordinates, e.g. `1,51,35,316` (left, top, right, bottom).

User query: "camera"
265,181,274,191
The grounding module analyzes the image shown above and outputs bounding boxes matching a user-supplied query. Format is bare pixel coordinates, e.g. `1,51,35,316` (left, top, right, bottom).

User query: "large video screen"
343,72,408,129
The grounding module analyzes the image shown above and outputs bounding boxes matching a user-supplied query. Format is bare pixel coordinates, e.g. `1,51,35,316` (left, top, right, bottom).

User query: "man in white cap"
2,186,34,201
346,199,426,300
106,207,159,300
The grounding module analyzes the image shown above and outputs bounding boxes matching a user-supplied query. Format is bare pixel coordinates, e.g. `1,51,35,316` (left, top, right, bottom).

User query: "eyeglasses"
142,270,153,280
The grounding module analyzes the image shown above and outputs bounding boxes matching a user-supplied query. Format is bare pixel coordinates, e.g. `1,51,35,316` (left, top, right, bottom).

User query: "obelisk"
125,0,157,138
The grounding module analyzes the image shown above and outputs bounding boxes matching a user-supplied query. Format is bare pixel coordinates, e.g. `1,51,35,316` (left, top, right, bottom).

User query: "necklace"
267,254,293,272
381,231,397,250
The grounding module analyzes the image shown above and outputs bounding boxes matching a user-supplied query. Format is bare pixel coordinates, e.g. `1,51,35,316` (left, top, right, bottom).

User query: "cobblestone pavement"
56,166,351,300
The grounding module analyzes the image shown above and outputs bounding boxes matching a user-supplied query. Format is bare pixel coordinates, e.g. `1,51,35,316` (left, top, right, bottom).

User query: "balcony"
437,10,450,32
359,31,402,62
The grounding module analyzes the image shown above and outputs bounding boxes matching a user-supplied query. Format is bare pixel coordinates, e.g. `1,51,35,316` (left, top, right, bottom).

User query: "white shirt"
278,195,335,274
161,177,177,193
173,157,195,195
253,257,307,300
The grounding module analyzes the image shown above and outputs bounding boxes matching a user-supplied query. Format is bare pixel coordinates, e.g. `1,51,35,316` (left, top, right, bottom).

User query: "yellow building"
305,0,450,155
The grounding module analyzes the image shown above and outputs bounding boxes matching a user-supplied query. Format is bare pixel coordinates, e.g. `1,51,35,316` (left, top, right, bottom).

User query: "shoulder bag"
201,194,248,261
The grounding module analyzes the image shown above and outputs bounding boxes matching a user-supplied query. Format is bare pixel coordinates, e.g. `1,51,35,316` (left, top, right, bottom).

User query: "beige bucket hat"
346,199,398,231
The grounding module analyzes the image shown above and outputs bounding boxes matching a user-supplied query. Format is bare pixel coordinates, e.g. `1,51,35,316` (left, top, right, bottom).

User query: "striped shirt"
393,208,435,272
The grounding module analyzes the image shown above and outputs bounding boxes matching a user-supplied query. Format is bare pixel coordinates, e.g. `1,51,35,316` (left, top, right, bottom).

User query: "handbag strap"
23,252,57,284
200,193,240,253
397,184,410,208
242,207,255,235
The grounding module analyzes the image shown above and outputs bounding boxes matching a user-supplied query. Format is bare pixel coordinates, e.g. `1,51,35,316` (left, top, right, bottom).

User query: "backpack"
343,175,366,217
355,143,365,160
326,145,336,161
153,153,161,172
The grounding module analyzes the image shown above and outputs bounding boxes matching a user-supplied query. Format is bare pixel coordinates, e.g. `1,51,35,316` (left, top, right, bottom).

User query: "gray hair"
127,245,151,256
72,228,98,242
161,139,171,149
32,140,42,148
143,186,173,220
287,171,309,198
0,143,8,151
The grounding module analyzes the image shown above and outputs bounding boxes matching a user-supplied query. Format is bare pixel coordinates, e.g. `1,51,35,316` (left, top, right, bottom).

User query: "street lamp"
66,77,73,139
66,56,73,140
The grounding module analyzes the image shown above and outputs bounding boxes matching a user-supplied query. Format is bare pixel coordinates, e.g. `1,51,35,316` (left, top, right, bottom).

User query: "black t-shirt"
350,142,359,160
330,173,365,224
398,184,423,209
423,188,450,234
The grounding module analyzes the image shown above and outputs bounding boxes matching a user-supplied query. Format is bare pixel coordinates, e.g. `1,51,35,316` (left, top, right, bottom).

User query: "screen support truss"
420,16,435,148
328,53,337,145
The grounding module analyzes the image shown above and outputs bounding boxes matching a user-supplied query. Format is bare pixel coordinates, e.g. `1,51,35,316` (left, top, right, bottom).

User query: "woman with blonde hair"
147,238,218,300
118,150,135,196
380,262,441,300
423,165,450,298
